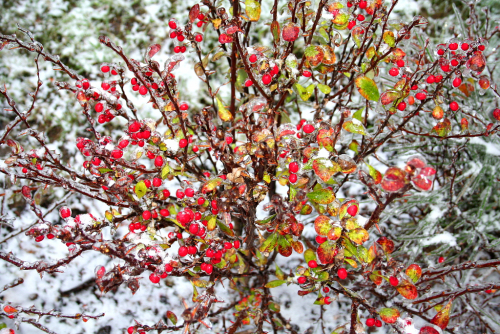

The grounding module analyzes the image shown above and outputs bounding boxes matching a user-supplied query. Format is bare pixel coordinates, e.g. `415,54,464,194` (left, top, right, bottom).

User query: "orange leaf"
396,279,418,299
379,307,400,324
431,299,453,329
406,264,422,283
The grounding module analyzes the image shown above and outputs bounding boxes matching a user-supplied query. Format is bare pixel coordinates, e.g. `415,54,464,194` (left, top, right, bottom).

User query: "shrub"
1,0,499,333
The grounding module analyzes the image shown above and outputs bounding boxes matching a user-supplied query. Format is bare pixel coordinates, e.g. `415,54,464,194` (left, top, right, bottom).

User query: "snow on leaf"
383,31,396,47
216,96,233,122
245,0,261,21
304,45,324,67
355,76,380,101
346,228,369,245
431,299,453,329
135,181,147,199
314,215,333,236
379,308,400,324
381,167,407,192
321,45,336,65
406,264,422,283
312,158,340,182
338,154,357,174
317,240,337,264
166,311,177,325
365,163,382,184
201,177,222,194
277,235,292,257
271,21,280,43
259,233,278,254
189,4,200,23
265,280,287,288
307,187,336,204
432,118,452,137
146,44,161,60
396,279,418,299
295,83,315,101
343,119,367,135
282,22,300,42
317,128,334,152
377,237,394,254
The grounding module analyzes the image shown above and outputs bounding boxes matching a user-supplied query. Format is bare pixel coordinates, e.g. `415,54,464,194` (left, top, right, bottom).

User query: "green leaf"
217,220,234,237
304,248,317,263
256,214,276,225
271,21,280,43
317,83,331,94
245,0,261,21
166,311,177,325
277,234,293,257
259,233,278,254
353,107,365,122
365,162,382,184
216,96,233,122
383,30,396,47
343,119,367,135
355,76,380,101
295,83,315,101
99,168,113,173
265,280,287,288
346,228,369,245
135,181,147,199
207,216,217,231
161,164,170,179
317,271,329,281
275,264,285,280
307,187,336,204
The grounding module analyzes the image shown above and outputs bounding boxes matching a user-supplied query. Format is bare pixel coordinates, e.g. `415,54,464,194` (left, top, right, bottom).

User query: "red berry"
154,156,164,167
262,74,272,85
179,138,188,148
149,273,160,283
308,260,318,268
249,54,257,63
449,42,458,50
128,326,135,334
396,59,405,67
303,124,315,133
153,178,162,187
366,318,375,327
195,34,203,42
289,162,299,173
450,101,459,111
415,92,427,100
59,207,72,219
244,79,253,87
389,67,400,76
177,35,185,42
101,82,110,90
437,49,445,56
139,85,147,95
111,149,123,159
453,77,462,87
35,235,44,242
176,189,185,199
234,240,240,249
297,276,307,284
389,276,399,286
174,46,181,53
197,13,205,20
204,263,213,274
357,14,365,21
160,209,169,217
185,188,195,197
375,320,382,327
461,43,469,51
359,1,367,9
492,108,500,121
82,80,90,90
189,224,199,235
168,20,177,29
289,173,297,183
426,75,435,84
101,65,110,73
95,103,104,113
451,59,459,67
337,268,348,280
316,235,327,244
438,256,445,263
194,212,202,220
302,70,312,77
348,20,356,30
178,246,188,257
323,286,330,293
224,242,232,249
142,211,152,220
197,197,205,205
397,102,407,111
196,21,204,28
179,102,189,110
163,189,171,198
347,205,358,216
478,45,485,51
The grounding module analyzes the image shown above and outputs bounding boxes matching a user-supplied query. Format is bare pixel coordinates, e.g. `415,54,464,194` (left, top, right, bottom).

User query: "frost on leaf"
419,327,440,334
432,118,451,137
343,119,367,135
317,128,334,151
355,76,380,101
379,307,400,324
377,236,394,254
396,279,418,299
201,177,223,194
406,264,422,283
277,235,292,257
312,158,340,182
307,187,336,204
245,0,261,22
315,215,333,236
380,90,400,105
317,240,337,264
295,83,315,101
304,45,324,67
365,163,382,184
217,96,233,122
166,311,177,325
346,228,369,245
282,22,300,42
339,199,358,220
383,31,396,47
381,167,407,192
271,21,280,43
431,299,453,329
370,270,383,285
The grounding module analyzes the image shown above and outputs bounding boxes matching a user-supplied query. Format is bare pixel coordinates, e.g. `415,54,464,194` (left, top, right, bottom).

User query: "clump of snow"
421,231,457,247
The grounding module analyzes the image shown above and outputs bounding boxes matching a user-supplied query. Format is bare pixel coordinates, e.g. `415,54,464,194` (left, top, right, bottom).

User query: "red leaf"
396,279,418,299
379,308,400,324
189,4,200,23
381,167,407,192
316,240,337,264
406,264,422,283
419,327,440,334
282,22,300,42
431,299,453,329
377,237,394,254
